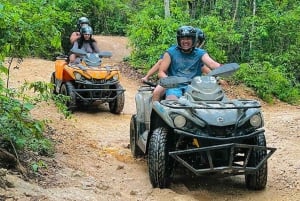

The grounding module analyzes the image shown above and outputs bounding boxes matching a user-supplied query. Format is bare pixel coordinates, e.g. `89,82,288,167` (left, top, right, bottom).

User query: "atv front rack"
73,88,125,102
160,99,261,109
72,80,125,102
174,128,265,141
169,143,276,176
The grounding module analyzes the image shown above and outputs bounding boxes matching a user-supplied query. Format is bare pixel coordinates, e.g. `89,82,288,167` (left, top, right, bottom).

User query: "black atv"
130,63,276,190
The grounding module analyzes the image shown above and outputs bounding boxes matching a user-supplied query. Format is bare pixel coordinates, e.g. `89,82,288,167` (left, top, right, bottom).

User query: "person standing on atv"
69,25,100,64
70,17,90,44
157,25,221,100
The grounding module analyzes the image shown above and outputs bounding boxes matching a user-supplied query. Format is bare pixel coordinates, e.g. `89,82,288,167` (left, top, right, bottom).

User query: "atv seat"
56,55,68,61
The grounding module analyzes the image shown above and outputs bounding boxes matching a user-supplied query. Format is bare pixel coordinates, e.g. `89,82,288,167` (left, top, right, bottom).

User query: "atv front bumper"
169,143,276,176
169,129,276,176
73,88,125,102
73,81,125,102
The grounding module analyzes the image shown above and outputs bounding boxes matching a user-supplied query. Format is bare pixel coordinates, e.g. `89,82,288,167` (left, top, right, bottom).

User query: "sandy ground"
1,36,300,201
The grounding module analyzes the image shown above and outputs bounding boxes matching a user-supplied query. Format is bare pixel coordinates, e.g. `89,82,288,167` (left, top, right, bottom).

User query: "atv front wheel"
50,72,57,94
60,82,76,111
109,83,125,114
148,127,173,188
245,133,268,190
130,115,144,158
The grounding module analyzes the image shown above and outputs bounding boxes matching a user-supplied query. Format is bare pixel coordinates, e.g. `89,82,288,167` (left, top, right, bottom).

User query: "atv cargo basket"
169,143,276,176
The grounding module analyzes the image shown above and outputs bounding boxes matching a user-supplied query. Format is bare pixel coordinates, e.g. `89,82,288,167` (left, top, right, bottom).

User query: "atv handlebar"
158,76,190,88
157,63,240,89
207,63,239,77
97,51,112,58
70,48,112,58
142,80,156,87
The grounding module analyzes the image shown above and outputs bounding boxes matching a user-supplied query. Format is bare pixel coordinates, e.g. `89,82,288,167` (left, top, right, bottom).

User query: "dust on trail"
1,36,300,201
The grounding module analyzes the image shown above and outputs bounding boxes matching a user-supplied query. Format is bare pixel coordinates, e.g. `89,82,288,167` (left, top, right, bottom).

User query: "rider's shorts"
166,86,188,98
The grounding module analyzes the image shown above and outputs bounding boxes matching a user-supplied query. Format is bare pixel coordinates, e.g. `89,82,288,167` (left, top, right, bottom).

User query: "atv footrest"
169,143,276,176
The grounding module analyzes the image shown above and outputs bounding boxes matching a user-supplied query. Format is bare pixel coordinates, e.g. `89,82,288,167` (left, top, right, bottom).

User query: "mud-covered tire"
245,133,268,190
109,83,125,114
50,72,57,94
148,127,173,188
60,82,76,111
130,115,144,158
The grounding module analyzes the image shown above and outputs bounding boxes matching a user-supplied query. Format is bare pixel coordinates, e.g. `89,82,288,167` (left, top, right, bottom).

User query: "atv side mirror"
159,76,190,88
207,63,240,77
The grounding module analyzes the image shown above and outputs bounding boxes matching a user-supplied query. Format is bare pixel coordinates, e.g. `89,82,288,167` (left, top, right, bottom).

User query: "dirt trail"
1,36,300,201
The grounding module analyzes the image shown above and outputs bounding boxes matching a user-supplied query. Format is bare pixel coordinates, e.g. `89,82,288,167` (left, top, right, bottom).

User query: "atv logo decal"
217,117,224,122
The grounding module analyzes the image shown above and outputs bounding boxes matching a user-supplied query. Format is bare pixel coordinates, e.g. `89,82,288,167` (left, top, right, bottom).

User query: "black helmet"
77,17,90,29
80,26,93,35
176,26,197,49
195,28,205,45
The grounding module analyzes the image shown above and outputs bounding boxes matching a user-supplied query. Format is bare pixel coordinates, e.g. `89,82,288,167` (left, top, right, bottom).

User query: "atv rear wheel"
50,72,57,94
148,127,173,188
245,133,268,190
130,115,144,158
60,82,76,111
109,83,125,114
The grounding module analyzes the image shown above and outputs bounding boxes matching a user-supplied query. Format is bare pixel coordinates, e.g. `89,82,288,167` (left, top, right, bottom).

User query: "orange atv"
51,48,125,114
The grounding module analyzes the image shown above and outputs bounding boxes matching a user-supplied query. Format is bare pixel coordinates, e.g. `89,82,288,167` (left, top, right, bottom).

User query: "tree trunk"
0,148,18,167
232,0,239,27
164,0,170,18
250,0,256,53
0,148,27,175
188,0,198,19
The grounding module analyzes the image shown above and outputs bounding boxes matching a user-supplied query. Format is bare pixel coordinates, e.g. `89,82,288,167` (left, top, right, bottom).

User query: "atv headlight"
250,114,262,128
173,115,186,128
74,72,82,80
113,74,119,80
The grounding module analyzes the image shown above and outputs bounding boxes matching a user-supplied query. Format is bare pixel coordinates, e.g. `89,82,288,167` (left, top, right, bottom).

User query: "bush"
126,1,191,72
0,79,54,155
234,62,300,104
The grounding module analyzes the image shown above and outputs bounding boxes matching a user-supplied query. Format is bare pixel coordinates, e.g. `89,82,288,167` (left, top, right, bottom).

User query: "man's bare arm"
201,53,221,69
158,53,171,78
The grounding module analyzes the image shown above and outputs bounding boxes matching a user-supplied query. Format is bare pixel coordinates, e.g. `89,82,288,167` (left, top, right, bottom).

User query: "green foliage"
195,16,243,63
89,0,130,35
0,1,74,160
51,93,73,118
0,79,54,155
126,0,244,72
126,0,300,104
31,160,47,173
234,62,300,104
0,58,71,157
256,5,300,81
126,0,191,72
0,0,69,59
55,0,130,35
